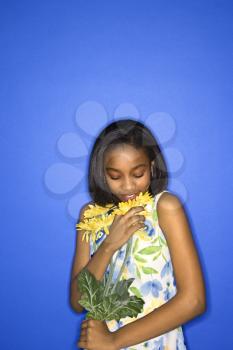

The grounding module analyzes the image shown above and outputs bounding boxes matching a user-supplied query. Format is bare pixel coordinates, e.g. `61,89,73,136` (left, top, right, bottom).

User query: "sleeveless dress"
89,190,187,350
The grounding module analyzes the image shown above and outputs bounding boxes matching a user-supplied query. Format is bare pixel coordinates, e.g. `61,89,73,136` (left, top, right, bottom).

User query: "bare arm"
113,193,206,349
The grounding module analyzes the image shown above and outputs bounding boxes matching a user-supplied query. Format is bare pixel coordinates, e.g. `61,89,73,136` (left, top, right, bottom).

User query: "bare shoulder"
157,191,183,212
157,191,190,239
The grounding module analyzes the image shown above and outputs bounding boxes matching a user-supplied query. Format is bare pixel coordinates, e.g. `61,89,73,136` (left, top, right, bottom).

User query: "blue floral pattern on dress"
161,261,172,278
95,229,106,244
144,219,156,238
140,279,163,298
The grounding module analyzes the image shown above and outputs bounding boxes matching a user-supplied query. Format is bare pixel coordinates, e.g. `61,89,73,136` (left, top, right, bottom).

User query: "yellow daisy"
76,191,154,243
76,213,115,242
114,191,153,215
83,203,115,218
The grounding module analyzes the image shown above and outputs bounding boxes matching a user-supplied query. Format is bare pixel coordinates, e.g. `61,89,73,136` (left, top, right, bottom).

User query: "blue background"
1,0,232,349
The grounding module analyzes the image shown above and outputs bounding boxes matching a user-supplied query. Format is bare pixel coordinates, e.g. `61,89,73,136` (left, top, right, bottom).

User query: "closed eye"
134,174,144,178
109,173,144,180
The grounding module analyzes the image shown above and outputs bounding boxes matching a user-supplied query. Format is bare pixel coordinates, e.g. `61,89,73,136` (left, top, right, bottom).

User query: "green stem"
111,236,133,293
103,249,120,296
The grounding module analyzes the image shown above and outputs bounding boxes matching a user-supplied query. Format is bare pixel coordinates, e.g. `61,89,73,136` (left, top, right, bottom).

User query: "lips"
119,193,139,202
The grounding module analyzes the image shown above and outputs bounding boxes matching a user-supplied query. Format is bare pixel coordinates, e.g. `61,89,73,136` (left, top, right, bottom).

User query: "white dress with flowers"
89,190,187,350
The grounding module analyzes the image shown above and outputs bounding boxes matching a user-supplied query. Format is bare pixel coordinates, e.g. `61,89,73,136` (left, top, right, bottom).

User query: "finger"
80,329,87,336
78,334,87,342
77,340,87,349
81,320,89,329
134,214,145,222
133,214,145,221
124,206,145,218
127,214,145,226
130,206,145,212
130,220,145,228
112,213,121,221
127,221,145,236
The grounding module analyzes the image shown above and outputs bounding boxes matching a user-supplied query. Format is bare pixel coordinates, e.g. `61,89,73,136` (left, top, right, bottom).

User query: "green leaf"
141,266,158,274
129,286,143,298
77,268,144,321
138,246,161,255
77,269,103,318
100,293,144,321
77,268,104,310
134,254,147,263
113,278,135,300
103,272,108,287
152,251,161,261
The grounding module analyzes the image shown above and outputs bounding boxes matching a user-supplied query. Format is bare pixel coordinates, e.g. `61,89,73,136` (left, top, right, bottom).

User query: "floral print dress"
89,190,187,350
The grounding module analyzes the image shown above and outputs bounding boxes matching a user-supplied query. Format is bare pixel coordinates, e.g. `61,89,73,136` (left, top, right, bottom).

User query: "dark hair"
88,119,168,205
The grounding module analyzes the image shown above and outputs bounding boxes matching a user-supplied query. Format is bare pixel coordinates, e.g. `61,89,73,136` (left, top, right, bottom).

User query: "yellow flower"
76,213,115,242
83,203,115,218
114,191,153,215
76,191,154,243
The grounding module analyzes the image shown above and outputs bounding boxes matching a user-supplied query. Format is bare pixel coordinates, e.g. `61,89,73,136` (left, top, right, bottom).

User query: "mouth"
119,192,140,202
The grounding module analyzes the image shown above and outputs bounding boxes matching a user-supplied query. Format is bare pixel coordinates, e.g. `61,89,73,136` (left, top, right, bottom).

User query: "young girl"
70,119,206,350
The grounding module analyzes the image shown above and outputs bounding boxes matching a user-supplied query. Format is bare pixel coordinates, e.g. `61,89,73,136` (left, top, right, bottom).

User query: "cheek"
105,176,118,190
138,169,150,181
104,176,118,192
140,172,151,186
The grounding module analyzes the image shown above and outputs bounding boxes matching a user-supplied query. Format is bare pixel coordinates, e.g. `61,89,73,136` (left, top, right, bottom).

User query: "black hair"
88,119,168,206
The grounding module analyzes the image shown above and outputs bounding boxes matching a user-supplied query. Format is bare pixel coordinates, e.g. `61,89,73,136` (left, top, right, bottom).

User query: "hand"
103,206,145,253
77,319,119,350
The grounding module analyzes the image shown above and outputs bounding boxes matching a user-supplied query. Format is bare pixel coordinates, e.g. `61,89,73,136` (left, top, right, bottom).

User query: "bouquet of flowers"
76,192,154,321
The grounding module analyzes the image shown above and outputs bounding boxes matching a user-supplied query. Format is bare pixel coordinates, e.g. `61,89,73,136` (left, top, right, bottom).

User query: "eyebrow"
106,163,147,172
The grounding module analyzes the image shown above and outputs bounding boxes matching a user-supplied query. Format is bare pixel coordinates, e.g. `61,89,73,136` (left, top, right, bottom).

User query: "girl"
70,119,206,350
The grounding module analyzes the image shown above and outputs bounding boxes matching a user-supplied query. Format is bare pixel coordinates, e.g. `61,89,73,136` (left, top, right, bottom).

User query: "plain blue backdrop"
1,0,232,349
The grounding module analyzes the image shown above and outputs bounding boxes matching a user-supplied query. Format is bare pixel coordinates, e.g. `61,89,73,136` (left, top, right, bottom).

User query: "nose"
121,177,136,193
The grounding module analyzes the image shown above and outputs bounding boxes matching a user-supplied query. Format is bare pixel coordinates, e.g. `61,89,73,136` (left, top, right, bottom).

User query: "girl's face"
104,144,154,202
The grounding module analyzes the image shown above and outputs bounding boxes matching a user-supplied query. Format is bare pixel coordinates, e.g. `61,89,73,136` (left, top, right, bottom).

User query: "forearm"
70,241,115,312
113,292,205,349
85,241,115,280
